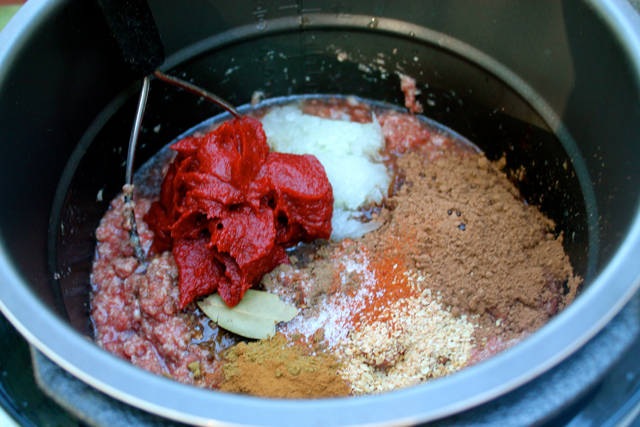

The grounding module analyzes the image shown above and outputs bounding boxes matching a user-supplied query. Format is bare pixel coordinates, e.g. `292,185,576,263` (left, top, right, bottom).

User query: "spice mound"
144,116,333,308
219,334,349,398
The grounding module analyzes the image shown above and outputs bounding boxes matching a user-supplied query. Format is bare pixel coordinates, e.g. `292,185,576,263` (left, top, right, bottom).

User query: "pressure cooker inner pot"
1,0,640,424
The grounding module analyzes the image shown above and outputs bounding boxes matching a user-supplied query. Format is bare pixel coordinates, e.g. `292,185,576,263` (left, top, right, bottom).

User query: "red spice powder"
348,243,419,328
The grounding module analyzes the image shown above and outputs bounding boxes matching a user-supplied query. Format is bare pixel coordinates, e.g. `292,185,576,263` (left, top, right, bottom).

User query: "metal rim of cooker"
1,0,640,426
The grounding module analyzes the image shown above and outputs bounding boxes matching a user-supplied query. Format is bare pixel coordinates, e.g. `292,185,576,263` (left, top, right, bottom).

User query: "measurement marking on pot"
252,0,268,31
299,30,326,93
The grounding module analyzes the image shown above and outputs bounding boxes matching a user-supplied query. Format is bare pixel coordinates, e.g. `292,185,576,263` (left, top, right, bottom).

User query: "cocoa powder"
365,151,580,341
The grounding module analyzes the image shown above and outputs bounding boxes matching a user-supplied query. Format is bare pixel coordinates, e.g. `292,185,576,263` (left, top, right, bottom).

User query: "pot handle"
94,0,165,79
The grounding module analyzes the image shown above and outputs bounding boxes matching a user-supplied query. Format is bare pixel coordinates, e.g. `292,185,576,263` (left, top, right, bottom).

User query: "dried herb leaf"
197,290,298,339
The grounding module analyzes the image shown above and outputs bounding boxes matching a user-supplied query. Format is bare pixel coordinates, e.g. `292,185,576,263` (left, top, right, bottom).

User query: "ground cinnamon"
218,334,350,398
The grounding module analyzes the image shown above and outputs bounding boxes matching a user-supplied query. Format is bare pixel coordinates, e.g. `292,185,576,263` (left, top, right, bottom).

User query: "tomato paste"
145,116,333,308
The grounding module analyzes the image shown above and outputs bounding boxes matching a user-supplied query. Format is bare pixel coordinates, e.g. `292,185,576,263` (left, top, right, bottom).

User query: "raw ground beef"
91,197,226,387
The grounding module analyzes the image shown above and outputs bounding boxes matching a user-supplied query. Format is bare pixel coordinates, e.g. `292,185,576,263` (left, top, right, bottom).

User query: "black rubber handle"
94,0,165,78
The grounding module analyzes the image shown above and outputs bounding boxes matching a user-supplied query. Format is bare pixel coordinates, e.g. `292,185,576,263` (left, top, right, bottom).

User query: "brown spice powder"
365,151,581,341
219,334,350,398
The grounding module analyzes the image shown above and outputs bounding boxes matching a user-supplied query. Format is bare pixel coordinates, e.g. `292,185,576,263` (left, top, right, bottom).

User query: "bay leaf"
197,289,299,340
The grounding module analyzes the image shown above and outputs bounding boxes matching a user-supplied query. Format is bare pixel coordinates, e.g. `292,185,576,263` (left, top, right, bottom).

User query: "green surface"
0,5,21,33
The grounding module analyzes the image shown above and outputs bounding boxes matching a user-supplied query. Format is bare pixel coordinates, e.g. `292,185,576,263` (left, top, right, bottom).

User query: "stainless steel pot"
1,1,640,426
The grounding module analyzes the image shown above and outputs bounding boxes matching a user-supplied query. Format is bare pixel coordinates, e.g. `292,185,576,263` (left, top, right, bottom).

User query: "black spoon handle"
94,0,165,78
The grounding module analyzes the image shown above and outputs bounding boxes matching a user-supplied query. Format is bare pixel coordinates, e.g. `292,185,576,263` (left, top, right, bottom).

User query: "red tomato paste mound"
145,116,333,308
